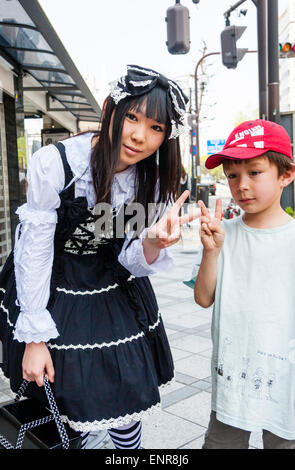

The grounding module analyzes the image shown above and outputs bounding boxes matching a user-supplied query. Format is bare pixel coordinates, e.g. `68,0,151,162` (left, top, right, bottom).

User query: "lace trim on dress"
159,376,176,392
48,331,145,351
60,402,163,432
47,312,162,350
56,275,135,295
0,300,14,328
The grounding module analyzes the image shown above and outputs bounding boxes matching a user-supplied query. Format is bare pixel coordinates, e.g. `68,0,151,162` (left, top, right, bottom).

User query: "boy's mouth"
239,198,255,203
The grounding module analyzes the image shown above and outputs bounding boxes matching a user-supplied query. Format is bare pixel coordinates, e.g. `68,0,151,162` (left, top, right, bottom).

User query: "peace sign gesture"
198,198,225,253
143,190,200,263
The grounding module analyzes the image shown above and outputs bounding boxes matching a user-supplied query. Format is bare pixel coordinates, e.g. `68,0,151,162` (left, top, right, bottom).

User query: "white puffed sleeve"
13,145,65,343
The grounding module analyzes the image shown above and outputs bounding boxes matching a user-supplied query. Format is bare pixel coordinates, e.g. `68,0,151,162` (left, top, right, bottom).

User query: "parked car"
200,175,216,195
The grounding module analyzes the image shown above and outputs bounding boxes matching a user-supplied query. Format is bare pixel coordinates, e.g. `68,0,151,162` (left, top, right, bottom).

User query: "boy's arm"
194,251,219,308
194,199,225,308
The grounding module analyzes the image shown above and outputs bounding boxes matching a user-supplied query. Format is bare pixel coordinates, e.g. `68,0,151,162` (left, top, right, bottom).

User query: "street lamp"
193,52,220,196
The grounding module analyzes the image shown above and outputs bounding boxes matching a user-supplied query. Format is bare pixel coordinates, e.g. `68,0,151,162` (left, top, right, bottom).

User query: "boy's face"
223,156,294,215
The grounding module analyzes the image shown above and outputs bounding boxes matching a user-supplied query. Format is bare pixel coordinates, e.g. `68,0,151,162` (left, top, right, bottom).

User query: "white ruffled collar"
62,132,93,181
62,132,136,205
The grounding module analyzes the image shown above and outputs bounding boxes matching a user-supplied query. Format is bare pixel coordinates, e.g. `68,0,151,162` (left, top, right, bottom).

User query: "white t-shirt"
194,215,295,439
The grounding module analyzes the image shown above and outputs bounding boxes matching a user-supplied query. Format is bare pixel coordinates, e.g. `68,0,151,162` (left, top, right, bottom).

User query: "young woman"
0,65,199,449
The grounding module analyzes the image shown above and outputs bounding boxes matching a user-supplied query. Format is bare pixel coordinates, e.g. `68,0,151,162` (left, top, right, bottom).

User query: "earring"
156,149,159,165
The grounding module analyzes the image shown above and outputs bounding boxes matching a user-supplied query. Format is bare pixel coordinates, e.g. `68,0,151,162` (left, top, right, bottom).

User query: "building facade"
279,0,295,113
0,0,101,268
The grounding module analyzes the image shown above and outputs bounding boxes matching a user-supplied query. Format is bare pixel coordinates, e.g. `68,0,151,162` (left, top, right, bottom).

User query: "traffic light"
166,2,190,54
220,25,248,69
279,42,295,58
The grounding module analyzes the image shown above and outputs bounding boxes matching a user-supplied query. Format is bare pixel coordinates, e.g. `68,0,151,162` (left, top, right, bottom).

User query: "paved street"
0,186,263,449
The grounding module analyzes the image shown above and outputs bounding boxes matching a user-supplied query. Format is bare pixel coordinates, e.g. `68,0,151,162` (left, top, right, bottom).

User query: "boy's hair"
222,151,293,177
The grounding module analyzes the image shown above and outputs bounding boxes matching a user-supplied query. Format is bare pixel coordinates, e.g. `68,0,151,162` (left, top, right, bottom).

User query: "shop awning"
0,0,101,122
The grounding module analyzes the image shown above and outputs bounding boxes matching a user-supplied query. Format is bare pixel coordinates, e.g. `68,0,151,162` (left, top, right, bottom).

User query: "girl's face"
111,103,166,172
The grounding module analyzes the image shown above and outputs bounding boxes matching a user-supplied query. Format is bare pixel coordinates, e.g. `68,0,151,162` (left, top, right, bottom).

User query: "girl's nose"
131,123,146,143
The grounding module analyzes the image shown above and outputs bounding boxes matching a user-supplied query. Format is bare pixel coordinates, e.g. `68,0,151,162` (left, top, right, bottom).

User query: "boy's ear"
281,163,295,188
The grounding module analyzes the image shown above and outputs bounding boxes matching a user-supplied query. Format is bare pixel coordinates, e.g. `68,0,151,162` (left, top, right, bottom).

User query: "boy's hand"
198,199,225,253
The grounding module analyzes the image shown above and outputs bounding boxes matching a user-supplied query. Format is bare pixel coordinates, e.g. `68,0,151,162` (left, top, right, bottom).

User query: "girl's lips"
123,144,141,155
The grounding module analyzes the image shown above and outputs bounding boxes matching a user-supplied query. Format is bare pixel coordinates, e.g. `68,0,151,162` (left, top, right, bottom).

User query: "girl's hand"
198,199,225,253
22,342,55,387
143,190,200,263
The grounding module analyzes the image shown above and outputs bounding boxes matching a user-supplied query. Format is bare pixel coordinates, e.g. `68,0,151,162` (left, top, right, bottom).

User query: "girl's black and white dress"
0,133,174,432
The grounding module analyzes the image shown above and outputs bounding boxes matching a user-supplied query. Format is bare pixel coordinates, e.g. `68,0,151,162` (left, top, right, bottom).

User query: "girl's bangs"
128,88,169,125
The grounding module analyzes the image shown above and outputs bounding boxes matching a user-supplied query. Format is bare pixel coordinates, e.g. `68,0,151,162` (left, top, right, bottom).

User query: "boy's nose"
238,174,250,191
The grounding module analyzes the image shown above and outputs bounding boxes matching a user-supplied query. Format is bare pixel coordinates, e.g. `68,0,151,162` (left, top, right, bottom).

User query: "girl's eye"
152,125,164,132
227,174,236,180
126,112,137,121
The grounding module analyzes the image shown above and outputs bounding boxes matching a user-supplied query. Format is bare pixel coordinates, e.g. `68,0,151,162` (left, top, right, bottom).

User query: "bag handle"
0,376,70,449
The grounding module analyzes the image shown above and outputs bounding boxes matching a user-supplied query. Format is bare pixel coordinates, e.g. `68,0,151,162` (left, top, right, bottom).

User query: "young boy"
193,119,295,449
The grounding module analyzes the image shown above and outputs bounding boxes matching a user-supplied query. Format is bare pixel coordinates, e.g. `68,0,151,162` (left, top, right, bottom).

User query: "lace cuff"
140,229,175,275
13,309,59,343
16,203,58,226
118,229,174,277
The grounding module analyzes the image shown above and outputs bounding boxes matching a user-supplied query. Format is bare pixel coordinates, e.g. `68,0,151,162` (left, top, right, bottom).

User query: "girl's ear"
281,163,295,188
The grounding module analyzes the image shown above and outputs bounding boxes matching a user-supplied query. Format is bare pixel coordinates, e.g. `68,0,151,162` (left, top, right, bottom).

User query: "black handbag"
0,376,82,449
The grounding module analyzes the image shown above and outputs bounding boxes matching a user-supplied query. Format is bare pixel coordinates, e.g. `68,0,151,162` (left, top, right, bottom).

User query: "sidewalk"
0,222,263,449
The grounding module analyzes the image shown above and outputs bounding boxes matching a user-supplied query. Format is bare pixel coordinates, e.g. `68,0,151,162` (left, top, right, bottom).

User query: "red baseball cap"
205,119,292,169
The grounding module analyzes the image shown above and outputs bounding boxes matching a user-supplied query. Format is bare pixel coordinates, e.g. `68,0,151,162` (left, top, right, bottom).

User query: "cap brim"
205,147,268,169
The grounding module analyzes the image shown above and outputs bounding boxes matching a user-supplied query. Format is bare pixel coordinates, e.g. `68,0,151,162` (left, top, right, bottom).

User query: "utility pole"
189,87,195,182
194,52,220,193
267,0,280,123
225,0,279,122
254,0,268,119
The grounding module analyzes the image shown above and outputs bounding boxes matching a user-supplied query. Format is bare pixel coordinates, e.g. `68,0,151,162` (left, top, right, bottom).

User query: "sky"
37,0,289,158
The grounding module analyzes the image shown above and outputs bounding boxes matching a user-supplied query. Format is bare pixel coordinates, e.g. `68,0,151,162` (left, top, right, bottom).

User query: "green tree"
200,154,225,181
234,108,259,127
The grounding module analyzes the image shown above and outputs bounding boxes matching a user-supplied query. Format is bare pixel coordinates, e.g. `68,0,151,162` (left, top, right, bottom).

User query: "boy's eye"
227,174,236,179
250,171,260,176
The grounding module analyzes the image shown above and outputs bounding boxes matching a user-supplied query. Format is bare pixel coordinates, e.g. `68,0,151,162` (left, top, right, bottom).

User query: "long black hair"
90,85,182,227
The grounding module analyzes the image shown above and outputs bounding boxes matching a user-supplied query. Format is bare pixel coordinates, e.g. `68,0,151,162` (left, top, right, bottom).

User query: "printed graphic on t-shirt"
238,357,250,397
214,336,279,404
